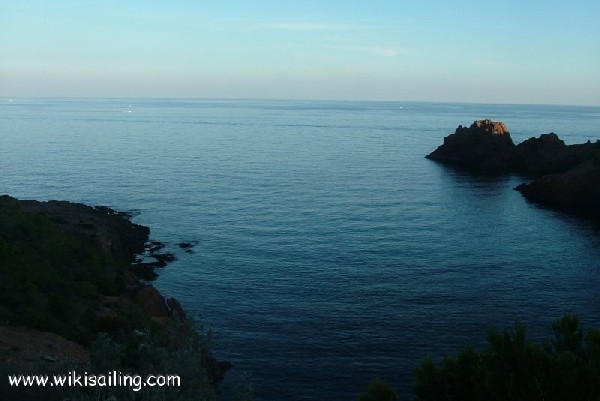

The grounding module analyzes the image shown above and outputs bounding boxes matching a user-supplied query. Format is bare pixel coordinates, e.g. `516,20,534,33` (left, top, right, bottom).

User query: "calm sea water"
2,98,600,400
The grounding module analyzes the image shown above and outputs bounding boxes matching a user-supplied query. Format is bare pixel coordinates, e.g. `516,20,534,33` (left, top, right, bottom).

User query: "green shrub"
415,315,600,401
358,377,398,401
0,204,116,343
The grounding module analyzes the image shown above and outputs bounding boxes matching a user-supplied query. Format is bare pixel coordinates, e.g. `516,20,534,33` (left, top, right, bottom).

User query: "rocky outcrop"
426,120,599,177
0,195,230,393
135,286,186,321
0,195,150,262
515,162,600,218
426,119,515,174
427,121,600,221
513,133,598,176
0,196,182,282
512,133,568,175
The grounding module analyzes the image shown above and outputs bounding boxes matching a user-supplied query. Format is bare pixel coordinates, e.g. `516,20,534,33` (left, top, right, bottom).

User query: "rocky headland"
0,195,229,400
426,119,600,220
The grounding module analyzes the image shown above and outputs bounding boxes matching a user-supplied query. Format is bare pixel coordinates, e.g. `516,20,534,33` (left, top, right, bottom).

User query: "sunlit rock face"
426,119,515,174
470,119,510,136
427,119,599,176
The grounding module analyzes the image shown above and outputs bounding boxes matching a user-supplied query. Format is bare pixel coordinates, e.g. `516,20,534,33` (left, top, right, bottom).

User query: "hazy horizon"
2,1,599,106
4,96,600,108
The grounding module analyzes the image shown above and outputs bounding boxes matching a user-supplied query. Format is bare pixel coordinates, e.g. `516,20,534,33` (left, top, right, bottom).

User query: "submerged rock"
178,241,197,253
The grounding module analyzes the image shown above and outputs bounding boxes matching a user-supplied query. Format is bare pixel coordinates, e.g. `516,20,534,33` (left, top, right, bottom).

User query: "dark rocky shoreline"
426,120,600,221
0,195,230,399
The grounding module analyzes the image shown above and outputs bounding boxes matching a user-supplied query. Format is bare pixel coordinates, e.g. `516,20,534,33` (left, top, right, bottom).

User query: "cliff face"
426,121,600,221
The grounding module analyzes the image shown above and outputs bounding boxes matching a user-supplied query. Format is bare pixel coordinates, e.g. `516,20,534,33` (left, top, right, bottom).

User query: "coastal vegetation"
356,315,600,401
0,195,223,400
414,314,600,401
0,198,122,344
358,378,398,401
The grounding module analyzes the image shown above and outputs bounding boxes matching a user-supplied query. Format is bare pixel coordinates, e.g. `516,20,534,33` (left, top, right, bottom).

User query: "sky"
1,0,599,104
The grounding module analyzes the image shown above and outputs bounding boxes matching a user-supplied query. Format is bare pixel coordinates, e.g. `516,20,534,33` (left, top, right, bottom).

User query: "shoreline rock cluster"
0,195,230,398
426,120,600,220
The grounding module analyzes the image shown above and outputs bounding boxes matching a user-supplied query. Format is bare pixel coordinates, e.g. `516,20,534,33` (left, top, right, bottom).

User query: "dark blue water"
2,98,600,400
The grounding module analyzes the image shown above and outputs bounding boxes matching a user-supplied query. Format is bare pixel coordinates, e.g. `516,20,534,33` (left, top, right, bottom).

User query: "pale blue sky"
1,0,599,104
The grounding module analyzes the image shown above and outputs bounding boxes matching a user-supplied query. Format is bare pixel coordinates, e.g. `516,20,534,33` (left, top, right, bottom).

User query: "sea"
1,98,600,400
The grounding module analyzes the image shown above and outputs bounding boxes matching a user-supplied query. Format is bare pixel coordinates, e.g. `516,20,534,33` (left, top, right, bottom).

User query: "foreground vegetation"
414,315,600,401
358,315,600,401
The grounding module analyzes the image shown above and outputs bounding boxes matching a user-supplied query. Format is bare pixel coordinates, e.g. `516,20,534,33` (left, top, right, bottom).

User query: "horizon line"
2,96,599,108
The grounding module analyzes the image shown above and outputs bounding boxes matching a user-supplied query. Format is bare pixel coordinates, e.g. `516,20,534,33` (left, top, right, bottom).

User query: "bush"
358,377,398,401
415,315,600,401
83,319,217,401
0,205,113,342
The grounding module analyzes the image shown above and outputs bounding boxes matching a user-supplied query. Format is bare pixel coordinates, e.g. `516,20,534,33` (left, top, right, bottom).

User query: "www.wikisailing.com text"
8,371,180,392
